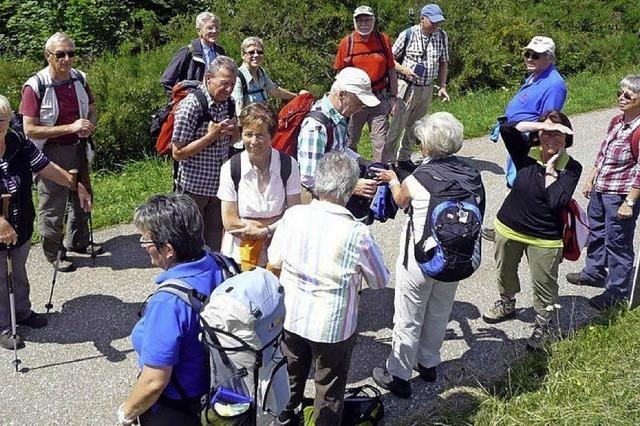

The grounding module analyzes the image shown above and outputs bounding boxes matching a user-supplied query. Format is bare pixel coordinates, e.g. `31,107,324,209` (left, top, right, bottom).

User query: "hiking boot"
566,272,604,288
481,227,496,242
372,367,411,398
415,364,437,382
275,409,298,426
51,258,76,272
0,332,25,350
526,317,561,351
17,311,48,329
67,243,104,256
482,296,516,324
589,290,627,311
396,160,418,173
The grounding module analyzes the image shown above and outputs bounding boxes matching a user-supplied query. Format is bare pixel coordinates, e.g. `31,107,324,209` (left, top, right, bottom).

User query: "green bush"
0,0,637,171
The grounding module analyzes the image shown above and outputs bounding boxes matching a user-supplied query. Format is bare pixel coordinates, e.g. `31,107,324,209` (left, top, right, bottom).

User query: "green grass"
426,308,640,425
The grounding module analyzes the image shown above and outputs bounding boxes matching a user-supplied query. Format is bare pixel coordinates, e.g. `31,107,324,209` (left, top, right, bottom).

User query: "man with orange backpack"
171,56,238,252
334,6,398,163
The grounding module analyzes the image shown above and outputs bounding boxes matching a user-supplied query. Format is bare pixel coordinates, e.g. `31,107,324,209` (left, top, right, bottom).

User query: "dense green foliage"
0,0,638,170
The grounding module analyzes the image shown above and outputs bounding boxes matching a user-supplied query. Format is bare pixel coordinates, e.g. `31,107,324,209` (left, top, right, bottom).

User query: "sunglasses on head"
49,50,75,59
245,50,264,56
523,51,543,60
617,90,637,101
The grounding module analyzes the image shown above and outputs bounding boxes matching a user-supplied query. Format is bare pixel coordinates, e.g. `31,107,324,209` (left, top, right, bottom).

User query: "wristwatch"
624,199,636,207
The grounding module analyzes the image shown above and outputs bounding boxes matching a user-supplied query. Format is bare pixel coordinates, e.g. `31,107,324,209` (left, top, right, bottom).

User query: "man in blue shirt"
484,36,567,241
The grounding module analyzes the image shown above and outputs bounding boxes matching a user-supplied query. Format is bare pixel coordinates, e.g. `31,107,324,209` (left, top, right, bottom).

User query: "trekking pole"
2,194,21,372
45,169,77,314
88,211,95,265
408,7,415,27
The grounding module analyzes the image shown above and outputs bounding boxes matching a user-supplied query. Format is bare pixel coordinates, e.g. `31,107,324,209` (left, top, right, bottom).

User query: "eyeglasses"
523,51,542,60
245,50,264,56
617,90,638,101
49,50,76,59
139,236,158,247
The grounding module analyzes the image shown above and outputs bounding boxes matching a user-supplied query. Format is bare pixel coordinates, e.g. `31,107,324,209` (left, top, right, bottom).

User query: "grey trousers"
386,246,458,381
494,232,563,318
184,192,223,252
0,242,32,333
39,143,90,262
347,90,392,163
383,80,433,162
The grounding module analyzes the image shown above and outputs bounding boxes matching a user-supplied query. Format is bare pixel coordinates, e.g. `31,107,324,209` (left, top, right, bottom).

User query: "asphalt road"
0,108,631,425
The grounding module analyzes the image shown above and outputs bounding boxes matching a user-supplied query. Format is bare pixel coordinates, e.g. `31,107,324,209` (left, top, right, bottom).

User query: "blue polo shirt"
504,65,567,123
131,252,223,399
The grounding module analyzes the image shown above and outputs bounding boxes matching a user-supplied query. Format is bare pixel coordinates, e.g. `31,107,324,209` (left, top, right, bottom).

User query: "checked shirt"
172,86,233,197
594,114,640,194
392,25,448,86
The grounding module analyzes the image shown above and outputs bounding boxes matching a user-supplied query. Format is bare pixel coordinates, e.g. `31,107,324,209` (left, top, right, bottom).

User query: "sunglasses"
523,51,543,60
245,50,264,56
617,90,637,101
49,50,76,59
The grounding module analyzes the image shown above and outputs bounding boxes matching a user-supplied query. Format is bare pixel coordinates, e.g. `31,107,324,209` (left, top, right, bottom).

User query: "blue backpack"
403,163,483,282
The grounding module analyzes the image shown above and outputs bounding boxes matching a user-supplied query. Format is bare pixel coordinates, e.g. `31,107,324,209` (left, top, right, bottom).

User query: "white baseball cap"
524,36,556,55
335,67,380,107
353,5,375,18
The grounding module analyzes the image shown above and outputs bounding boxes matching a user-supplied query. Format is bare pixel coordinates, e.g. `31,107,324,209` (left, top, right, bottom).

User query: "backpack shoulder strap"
230,152,242,193
345,33,355,66
307,110,334,152
278,150,292,198
154,279,207,313
631,121,640,162
397,28,412,64
193,88,212,124
226,97,236,119
238,71,249,105
211,252,241,280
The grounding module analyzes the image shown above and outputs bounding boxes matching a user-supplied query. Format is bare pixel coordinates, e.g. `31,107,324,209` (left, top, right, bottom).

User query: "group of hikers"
1,2,639,425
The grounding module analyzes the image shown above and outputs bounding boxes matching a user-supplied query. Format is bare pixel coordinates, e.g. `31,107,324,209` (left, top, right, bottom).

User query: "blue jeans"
581,191,640,296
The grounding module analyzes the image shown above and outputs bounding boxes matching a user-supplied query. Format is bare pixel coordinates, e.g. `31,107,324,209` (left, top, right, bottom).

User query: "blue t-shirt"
504,65,567,123
131,252,223,399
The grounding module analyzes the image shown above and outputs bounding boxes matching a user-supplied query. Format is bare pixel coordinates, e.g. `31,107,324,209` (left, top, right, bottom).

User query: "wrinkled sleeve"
358,228,390,290
297,117,328,188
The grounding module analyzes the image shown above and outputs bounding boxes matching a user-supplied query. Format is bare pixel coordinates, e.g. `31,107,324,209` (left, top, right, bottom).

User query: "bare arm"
437,61,450,101
267,86,297,101
121,365,172,420
23,115,93,141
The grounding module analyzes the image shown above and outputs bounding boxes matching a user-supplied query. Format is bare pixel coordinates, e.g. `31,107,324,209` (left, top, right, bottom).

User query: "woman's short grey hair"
241,37,264,53
205,55,237,78
0,95,13,121
620,75,640,95
314,152,359,206
133,194,204,262
414,112,464,159
196,12,220,31
45,32,75,52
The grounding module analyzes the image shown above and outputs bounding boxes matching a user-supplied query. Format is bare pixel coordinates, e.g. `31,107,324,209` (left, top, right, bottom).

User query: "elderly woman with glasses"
566,75,640,310
482,110,582,350
217,103,301,270
118,194,226,426
371,112,485,398
0,94,91,351
232,36,308,113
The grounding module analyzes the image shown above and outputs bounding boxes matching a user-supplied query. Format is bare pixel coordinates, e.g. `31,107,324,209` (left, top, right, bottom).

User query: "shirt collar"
242,149,280,177
526,64,555,86
528,146,570,170
310,199,355,219
155,251,212,284
320,95,347,126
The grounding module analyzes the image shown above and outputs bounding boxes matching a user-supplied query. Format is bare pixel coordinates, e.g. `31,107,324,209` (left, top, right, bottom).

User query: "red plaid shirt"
594,114,640,194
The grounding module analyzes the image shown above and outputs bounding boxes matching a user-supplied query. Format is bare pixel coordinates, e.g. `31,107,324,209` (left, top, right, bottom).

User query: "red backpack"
561,199,589,261
150,80,213,155
272,93,334,158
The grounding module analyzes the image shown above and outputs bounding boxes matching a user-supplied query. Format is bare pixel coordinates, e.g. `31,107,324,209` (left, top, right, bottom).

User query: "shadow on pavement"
21,294,140,367
68,233,153,271
459,155,505,175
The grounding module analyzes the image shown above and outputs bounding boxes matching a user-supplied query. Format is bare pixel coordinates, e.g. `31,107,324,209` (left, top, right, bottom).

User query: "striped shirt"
267,200,389,343
392,25,449,86
297,96,351,188
594,114,640,194
172,85,234,196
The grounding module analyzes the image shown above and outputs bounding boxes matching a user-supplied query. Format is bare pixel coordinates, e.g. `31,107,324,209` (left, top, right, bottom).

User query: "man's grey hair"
133,194,204,262
45,32,75,52
315,152,359,206
196,12,220,31
0,95,13,122
241,36,264,53
205,55,237,78
414,112,464,159
621,75,640,95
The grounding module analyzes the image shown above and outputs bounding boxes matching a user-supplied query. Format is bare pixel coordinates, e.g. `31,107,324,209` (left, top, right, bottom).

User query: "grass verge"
426,308,640,425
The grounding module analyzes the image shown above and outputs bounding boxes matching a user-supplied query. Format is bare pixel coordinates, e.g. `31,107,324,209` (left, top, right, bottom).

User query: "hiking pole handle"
1,193,10,220
68,169,78,190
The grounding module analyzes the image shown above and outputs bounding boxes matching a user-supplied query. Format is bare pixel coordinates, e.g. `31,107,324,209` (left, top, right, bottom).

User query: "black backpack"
404,164,483,282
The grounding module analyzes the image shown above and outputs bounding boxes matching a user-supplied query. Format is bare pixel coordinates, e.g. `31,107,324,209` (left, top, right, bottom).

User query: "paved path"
1,108,631,425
